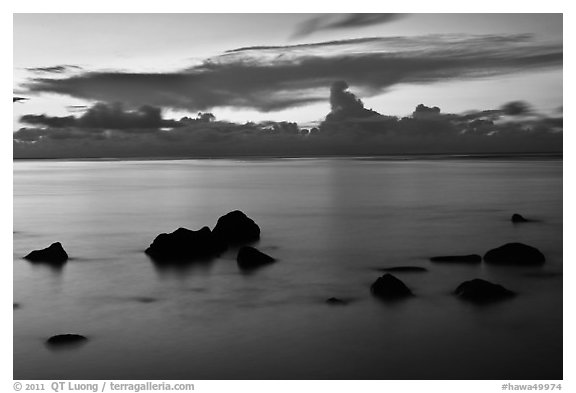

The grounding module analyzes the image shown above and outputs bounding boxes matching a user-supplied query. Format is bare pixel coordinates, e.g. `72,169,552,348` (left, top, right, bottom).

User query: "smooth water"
13,157,563,379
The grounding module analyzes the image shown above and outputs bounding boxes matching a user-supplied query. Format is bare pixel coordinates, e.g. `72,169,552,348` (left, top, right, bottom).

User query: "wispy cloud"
292,14,405,39
25,64,83,74
21,34,561,113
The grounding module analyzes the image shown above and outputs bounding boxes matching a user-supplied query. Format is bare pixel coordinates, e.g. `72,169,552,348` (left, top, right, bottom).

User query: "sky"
13,13,563,158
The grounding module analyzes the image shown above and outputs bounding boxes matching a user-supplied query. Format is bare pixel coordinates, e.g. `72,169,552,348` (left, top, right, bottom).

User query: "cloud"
292,14,405,39
325,81,382,122
20,114,76,128
66,105,89,113
21,34,562,113
412,104,441,119
14,87,562,159
500,101,532,116
20,102,181,130
316,86,561,153
455,100,534,122
14,114,305,158
224,37,384,54
26,64,83,74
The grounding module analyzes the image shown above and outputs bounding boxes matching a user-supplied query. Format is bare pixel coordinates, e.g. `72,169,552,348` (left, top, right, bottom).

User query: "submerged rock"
484,243,545,265
24,242,68,264
145,226,225,262
454,279,515,303
213,210,260,244
511,213,530,223
430,255,482,264
46,334,88,347
326,297,349,305
132,296,157,303
378,266,428,273
237,246,275,270
370,273,413,300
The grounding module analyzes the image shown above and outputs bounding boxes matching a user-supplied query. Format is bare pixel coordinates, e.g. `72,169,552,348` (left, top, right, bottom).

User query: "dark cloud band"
21,34,562,113
14,85,562,159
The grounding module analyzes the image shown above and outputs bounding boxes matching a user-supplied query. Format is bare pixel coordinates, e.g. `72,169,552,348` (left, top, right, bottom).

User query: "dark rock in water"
237,246,275,270
145,226,225,262
46,334,88,347
511,213,529,223
454,279,515,303
430,255,482,264
370,273,413,300
24,242,68,264
213,210,260,244
484,243,545,265
378,266,428,273
133,296,157,303
13,303,20,309
326,297,348,305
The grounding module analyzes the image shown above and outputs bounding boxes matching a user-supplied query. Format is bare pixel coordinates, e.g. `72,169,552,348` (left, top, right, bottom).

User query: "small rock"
326,297,348,305
430,255,482,263
46,334,88,347
484,243,545,265
213,210,260,244
454,279,515,303
237,246,275,270
133,297,157,303
24,242,68,264
370,273,413,300
511,213,529,223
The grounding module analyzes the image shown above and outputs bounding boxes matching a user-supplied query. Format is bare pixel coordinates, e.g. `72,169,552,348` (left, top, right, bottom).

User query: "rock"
13,303,20,309
430,255,482,264
237,246,275,270
326,297,348,305
24,242,68,264
213,210,260,244
511,213,529,223
145,227,225,262
46,334,88,347
370,273,413,300
377,266,428,273
484,243,545,265
454,279,515,303
133,297,157,303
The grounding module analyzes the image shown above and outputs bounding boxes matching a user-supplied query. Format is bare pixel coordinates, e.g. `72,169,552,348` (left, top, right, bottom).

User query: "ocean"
13,156,563,379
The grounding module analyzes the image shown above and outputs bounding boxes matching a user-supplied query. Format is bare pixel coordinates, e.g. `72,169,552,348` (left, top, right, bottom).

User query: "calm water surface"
13,158,562,379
